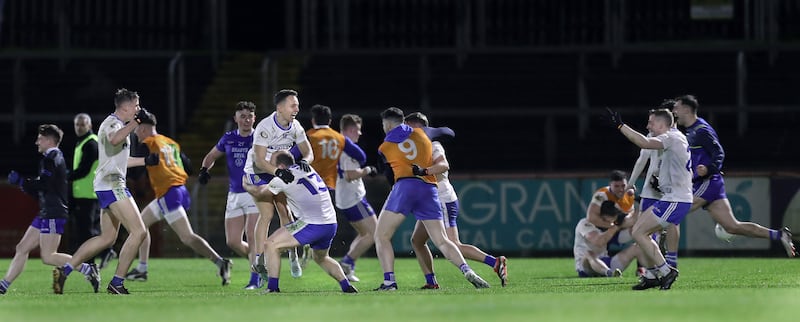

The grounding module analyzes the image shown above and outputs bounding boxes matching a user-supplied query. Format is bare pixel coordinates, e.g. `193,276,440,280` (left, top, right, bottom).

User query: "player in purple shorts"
374,107,489,291
198,101,263,289
404,112,508,289
1,125,98,295
333,114,378,282
673,95,795,257
608,107,693,290
242,151,357,293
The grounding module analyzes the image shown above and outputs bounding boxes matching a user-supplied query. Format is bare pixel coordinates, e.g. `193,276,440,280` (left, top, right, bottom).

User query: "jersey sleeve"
590,190,608,206
576,220,601,239
340,153,361,172
267,177,288,195
695,128,725,174
292,121,308,143
431,141,446,161
253,122,270,147
342,137,367,166
214,134,227,152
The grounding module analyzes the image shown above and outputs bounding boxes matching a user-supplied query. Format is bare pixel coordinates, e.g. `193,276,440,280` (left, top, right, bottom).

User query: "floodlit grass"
0,257,798,322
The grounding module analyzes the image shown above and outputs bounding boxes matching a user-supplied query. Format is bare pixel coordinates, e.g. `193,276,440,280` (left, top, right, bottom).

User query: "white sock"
137,262,148,272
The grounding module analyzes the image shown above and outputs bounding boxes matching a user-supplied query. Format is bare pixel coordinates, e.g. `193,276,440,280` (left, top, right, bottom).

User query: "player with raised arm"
333,114,377,282
197,101,262,289
245,89,313,279
404,112,508,289
607,107,692,290
54,88,150,295
123,111,233,286
242,151,357,293
672,95,795,257
374,107,489,291
1,125,97,295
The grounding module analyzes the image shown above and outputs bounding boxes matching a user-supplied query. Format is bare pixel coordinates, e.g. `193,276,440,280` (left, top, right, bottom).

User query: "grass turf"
0,257,798,322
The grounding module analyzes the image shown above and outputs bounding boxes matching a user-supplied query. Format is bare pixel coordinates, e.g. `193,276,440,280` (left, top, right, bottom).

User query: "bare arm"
253,145,278,175
109,122,138,146
423,155,449,176
296,140,314,163
201,147,225,170
619,125,663,150
128,157,145,168
585,225,621,248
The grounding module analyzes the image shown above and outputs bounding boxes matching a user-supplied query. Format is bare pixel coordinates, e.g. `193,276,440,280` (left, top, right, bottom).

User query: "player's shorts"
225,191,258,219
640,197,658,212
340,197,375,222
650,200,692,227
246,173,275,186
576,255,611,277
30,216,67,234
382,178,442,221
693,175,727,205
95,186,132,209
145,185,191,224
285,220,337,250
442,200,459,227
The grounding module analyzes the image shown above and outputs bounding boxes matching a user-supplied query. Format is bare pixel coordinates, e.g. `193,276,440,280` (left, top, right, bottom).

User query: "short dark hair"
610,170,627,182
404,112,429,127
114,88,139,108
38,124,64,145
140,111,157,126
274,89,298,106
658,99,676,110
236,101,256,113
675,94,699,113
600,200,623,217
274,151,295,168
311,104,332,125
649,108,675,127
340,114,362,131
380,107,404,124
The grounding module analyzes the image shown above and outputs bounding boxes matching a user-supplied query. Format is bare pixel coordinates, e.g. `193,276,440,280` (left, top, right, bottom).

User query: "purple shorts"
383,179,442,221
651,201,692,226
577,256,612,277
640,197,658,212
442,201,459,227
286,221,337,250
340,197,376,222
96,187,132,209
157,185,191,213
248,173,275,186
693,175,727,204
30,216,67,234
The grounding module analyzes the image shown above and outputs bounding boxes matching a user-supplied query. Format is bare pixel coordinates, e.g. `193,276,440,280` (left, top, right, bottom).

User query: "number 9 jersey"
378,124,437,185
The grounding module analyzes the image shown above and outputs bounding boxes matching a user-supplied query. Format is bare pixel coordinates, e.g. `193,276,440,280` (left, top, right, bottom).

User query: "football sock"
111,276,124,286
214,257,224,267
137,262,148,272
425,273,438,285
248,272,260,285
339,278,352,292
769,229,780,240
484,256,497,268
78,263,93,275
0,279,10,292
63,263,74,276
341,255,355,267
665,252,678,268
267,277,279,291
458,263,471,274
383,272,395,285
656,262,671,276
645,267,659,279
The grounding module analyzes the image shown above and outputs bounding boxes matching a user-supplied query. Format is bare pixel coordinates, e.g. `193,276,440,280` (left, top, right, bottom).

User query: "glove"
365,166,378,177
649,176,663,193
412,164,428,176
134,108,152,124
144,153,159,166
7,170,22,186
275,168,294,184
606,107,624,129
297,159,312,172
198,167,211,185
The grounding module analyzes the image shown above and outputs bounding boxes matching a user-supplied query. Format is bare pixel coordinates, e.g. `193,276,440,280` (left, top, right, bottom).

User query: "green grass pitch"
1,257,798,322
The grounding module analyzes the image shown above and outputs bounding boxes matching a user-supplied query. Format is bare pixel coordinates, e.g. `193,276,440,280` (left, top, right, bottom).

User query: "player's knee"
126,229,148,243
721,222,744,234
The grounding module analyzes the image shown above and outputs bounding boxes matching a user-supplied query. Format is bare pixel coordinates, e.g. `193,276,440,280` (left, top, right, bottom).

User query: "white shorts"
144,199,187,225
225,191,258,219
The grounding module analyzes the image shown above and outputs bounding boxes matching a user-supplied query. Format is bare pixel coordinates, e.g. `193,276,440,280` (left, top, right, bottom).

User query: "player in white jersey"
334,114,378,282
404,112,508,288
608,107,693,291
574,201,644,277
242,151,357,293
244,89,313,279
54,88,151,295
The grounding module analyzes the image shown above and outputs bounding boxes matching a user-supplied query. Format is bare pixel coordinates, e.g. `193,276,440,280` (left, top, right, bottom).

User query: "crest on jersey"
260,131,268,138
253,175,261,183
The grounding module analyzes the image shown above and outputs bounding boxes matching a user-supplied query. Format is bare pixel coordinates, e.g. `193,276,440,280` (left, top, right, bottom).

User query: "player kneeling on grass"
242,151,357,293
574,200,643,277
